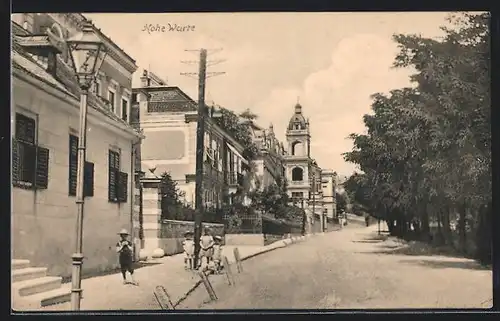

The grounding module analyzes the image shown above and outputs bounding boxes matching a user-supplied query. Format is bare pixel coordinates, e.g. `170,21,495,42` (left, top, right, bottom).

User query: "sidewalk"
14,236,309,311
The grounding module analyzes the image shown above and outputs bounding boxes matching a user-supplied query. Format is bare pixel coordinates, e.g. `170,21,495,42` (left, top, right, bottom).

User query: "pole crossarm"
206,72,226,78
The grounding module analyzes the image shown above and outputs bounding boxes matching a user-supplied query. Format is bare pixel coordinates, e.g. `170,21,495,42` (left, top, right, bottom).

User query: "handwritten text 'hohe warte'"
142,23,196,33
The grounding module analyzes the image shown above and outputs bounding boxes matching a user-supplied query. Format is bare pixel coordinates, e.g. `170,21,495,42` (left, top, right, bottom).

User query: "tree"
159,171,189,221
336,192,348,215
239,108,258,121
343,12,491,263
214,107,260,160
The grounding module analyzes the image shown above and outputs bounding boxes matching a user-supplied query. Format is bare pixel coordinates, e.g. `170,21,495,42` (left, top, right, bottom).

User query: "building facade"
282,102,338,228
247,122,286,191
321,169,338,220
133,70,249,212
11,14,142,278
284,103,314,203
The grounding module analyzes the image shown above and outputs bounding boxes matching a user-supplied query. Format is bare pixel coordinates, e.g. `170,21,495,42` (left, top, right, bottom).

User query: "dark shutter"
68,135,78,196
21,143,37,187
84,161,94,197
117,171,128,203
108,151,117,202
35,146,50,189
12,138,20,184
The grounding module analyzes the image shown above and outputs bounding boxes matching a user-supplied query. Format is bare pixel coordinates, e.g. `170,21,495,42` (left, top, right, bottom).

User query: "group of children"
115,227,225,286
182,228,224,273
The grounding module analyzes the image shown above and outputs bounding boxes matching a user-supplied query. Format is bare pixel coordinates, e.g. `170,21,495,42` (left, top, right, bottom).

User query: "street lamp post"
66,21,107,311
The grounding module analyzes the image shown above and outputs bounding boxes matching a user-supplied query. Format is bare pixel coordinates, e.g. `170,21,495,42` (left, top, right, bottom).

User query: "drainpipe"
130,139,141,261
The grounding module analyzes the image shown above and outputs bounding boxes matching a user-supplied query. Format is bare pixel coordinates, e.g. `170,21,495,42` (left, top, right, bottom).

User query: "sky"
85,12,451,177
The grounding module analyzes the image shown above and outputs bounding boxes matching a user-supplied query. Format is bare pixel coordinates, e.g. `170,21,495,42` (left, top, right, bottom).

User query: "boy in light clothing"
212,235,223,274
116,229,138,285
182,231,195,270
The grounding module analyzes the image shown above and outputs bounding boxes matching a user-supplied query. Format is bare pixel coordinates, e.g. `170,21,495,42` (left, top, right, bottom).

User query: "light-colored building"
284,103,314,202
11,13,141,285
133,70,250,212
321,169,338,220
247,122,286,191
282,102,337,228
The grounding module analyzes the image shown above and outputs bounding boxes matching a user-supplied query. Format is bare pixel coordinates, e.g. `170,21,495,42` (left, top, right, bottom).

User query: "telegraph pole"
193,49,207,270
181,48,225,269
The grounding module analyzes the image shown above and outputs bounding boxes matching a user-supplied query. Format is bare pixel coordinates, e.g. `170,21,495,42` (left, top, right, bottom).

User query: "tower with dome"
283,101,337,231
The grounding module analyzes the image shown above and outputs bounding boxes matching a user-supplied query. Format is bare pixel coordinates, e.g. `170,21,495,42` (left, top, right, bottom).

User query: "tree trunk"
442,204,454,248
459,202,467,254
436,207,445,245
387,219,395,235
475,202,492,264
420,204,431,243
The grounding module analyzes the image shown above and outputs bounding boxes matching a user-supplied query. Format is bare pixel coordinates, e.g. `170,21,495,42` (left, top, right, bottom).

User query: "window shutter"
68,135,78,196
22,143,37,187
12,138,20,184
117,171,128,203
35,146,50,189
108,167,117,202
84,161,94,197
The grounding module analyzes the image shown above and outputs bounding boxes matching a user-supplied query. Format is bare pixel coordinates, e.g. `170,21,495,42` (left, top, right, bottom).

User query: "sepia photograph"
11,11,492,311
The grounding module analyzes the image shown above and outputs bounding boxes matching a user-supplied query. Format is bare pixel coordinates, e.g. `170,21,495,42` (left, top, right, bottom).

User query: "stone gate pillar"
139,175,164,259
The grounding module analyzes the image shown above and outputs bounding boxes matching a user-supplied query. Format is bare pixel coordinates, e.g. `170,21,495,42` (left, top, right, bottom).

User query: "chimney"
140,69,150,87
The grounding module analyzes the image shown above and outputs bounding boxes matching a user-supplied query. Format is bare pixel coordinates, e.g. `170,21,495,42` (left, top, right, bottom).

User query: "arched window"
291,141,303,156
292,167,303,181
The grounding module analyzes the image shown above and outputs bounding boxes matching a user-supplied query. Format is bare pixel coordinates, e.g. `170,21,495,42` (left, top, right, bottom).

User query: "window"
291,167,303,181
108,90,115,112
291,192,303,200
68,134,94,197
291,141,303,156
12,113,50,190
121,98,129,122
108,149,128,203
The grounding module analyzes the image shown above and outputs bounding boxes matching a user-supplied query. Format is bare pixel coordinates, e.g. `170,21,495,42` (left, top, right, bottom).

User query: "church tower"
284,102,313,202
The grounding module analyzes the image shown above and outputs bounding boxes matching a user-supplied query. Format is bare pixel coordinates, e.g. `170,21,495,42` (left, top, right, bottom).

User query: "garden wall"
158,220,225,255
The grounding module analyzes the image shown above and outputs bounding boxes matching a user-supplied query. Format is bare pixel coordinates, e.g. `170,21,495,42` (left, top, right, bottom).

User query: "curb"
179,235,309,307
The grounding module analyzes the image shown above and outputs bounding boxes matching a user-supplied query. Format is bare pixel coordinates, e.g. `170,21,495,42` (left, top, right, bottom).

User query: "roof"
288,103,307,130
12,47,140,133
78,14,137,65
12,49,71,94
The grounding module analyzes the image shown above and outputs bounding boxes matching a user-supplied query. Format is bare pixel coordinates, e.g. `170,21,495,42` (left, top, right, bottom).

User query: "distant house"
133,70,250,211
11,13,142,279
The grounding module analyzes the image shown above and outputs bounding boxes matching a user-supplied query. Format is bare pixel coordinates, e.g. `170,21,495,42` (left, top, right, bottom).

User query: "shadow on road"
398,259,491,271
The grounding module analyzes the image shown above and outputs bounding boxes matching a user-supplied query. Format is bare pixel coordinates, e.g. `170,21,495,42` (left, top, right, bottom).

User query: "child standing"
116,229,137,285
212,235,223,274
182,231,195,270
199,228,214,270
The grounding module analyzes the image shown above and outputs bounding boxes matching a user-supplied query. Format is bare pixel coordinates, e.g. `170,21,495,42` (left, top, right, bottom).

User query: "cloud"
253,33,413,175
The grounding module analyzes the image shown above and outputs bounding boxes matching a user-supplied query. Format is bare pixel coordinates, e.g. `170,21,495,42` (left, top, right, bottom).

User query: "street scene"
11,11,492,311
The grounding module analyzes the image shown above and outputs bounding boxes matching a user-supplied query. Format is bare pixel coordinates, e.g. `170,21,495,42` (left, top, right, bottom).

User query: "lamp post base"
70,253,84,310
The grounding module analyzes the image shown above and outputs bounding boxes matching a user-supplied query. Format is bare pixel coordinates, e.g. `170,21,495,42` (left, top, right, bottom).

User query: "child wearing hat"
182,231,195,270
116,229,137,285
212,235,223,274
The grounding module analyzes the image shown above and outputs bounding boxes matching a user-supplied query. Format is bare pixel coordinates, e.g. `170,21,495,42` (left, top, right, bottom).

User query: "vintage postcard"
11,12,492,311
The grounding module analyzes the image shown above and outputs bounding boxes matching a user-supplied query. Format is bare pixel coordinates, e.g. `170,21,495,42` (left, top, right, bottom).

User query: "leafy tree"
336,192,348,215
239,108,259,121
214,107,260,159
343,12,491,263
159,172,185,220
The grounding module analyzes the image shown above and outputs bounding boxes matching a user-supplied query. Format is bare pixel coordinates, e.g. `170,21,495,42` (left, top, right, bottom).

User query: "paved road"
179,224,492,309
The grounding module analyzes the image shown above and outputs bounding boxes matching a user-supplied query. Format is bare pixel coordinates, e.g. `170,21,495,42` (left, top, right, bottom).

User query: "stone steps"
11,259,71,310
